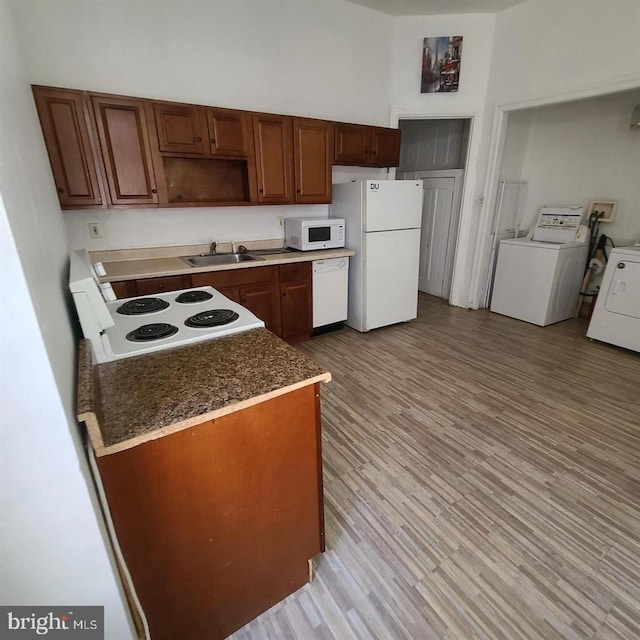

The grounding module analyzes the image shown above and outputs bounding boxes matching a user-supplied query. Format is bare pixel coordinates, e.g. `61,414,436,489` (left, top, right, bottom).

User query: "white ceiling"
344,0,527,15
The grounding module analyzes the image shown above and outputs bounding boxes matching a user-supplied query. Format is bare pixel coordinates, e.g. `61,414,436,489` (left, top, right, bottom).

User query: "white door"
363,181,423,232
410,170,464,299
362,228,421,331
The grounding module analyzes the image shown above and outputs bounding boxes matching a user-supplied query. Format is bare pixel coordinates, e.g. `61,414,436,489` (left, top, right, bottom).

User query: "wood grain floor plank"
229,295,639,639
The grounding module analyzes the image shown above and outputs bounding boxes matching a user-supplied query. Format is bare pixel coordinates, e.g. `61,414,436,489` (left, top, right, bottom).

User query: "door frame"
397,169,465,301
390,112,474,307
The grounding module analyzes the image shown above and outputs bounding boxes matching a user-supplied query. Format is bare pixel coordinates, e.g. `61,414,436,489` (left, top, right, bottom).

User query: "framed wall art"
421,36,463,93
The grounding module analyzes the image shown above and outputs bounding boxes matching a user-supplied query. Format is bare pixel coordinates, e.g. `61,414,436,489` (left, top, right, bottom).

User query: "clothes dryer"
587,245,640,352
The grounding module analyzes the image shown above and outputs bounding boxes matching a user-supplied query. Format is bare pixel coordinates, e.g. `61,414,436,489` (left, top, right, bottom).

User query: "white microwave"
284,217,345,251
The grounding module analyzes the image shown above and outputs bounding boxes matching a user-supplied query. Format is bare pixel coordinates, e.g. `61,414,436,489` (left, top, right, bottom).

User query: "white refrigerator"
331,180,423,332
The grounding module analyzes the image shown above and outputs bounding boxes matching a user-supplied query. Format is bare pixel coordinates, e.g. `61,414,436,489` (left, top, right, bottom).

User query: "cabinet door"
280,280,312,341
253,114,293,203
370,127,401,167
32,86,104,207
333,123,371,165
207,108,250,156
216,286,241,303
240,283,280,334
92,95,159,205
293,118,332,204
153,103,207,155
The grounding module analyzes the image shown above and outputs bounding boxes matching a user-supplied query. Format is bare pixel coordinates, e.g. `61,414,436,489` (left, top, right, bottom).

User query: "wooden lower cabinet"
111,263,312,342
279,263,312,342
97,383,325,640
240,283,279,333
191,266,281,335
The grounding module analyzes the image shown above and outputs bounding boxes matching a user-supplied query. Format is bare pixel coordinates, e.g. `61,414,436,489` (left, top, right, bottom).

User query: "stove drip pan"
185,309,239,328
126,323,179,342
117,298,170,315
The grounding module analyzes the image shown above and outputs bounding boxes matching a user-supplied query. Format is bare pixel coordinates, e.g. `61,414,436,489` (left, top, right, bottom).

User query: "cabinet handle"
151,188,157,194
259,188,263,193
196,136,202,142
210,138,216,144
372,150,377,155
296,189,301,194
57,187,65,194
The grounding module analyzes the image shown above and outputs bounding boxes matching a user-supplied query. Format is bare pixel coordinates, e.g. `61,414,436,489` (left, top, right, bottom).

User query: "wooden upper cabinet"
370,127,401,167
293,118,332,204
253,114,294,203
334,123,371,165
32,86,104,208
334,122,401,167
153,103,206,155
91,95,159,205
207,108,250,156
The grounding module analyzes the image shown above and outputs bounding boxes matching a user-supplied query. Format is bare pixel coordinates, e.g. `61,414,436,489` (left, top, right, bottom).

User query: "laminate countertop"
77,329,331,457
91,244,355,282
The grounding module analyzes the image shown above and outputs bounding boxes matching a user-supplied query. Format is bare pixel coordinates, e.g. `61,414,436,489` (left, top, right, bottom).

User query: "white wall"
13,0,392,125
65,204,327,251
0,1,134,636
12,0,394,252
501,89,640,244
471,0,640,308
489,0,640,107
389,13,497,307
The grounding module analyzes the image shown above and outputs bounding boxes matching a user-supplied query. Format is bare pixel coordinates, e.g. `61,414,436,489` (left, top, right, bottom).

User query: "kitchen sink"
181,253,264,267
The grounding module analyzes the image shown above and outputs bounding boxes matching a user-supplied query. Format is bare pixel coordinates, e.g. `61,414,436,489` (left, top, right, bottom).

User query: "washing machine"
587,245,640,352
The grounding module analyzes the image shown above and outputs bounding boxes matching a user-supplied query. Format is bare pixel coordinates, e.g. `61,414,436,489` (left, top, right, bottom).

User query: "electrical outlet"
88,222,103,238
277,216,284,228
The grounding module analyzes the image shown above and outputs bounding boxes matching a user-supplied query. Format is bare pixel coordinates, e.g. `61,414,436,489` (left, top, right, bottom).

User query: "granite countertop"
91,243,355,282
77,329,331,457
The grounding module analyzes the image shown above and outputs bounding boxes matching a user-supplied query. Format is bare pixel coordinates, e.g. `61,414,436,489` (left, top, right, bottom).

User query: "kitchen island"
77,330,331,639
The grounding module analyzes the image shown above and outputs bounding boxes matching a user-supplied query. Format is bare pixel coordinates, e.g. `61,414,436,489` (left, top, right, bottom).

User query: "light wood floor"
231,295,640,640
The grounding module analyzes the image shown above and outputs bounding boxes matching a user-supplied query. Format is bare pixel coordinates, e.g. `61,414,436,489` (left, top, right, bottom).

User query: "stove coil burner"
175,290,214,304
185,309,239,328
126,323,179,342
117,297,170,315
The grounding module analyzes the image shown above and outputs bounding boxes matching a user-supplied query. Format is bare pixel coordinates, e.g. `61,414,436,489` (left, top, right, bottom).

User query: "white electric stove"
69,250,265,363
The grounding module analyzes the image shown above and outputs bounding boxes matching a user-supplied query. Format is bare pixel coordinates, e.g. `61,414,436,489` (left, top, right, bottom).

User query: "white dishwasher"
312,257,349,330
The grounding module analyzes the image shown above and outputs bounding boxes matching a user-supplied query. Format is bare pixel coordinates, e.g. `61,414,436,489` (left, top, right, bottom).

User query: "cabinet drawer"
191,266,276,289
111,281,136,299
135,275,191,295
279,262,311,283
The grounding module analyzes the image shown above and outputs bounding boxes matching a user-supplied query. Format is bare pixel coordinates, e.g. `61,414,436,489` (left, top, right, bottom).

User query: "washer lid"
499,238,587,250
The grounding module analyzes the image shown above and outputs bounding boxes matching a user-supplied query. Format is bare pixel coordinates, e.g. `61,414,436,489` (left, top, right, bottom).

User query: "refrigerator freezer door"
358,228,421,331
364,181,423,232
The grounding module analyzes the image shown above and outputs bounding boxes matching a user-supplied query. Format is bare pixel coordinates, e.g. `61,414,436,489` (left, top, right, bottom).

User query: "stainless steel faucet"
209,241,217,254
232,242,247,254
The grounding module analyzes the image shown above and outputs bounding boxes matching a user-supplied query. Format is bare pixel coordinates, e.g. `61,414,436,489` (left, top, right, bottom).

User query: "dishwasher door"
312,258,349,328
